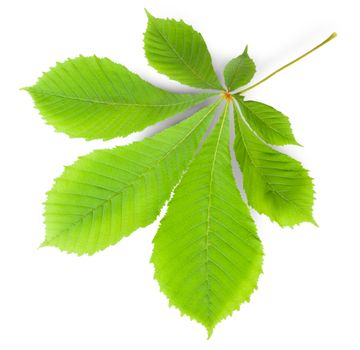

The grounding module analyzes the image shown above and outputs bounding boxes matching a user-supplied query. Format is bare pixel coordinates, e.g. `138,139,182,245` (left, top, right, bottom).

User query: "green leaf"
152,104,263,336
235,96,299,146
24,56,213,140
42,103,219,255
233,104,316,227
23,12,328,336
144,11,222,90
224,46,256,91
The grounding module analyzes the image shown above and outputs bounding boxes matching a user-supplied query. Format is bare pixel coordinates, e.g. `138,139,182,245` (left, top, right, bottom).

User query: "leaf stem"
235,32,337,95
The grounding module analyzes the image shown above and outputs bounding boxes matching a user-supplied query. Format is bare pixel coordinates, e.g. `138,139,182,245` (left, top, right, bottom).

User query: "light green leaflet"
224,47,256,91
144,11,222,90
236,96,299,146
25,56,213,140
24,11,336,337
152,105,263,337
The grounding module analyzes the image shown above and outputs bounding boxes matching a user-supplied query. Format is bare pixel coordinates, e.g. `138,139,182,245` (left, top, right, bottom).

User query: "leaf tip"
201,318,218,339
206,328,214,339
144,8,153,19
39,240,49,249
311,217,319,227
20,86,31,93
205,322,218,339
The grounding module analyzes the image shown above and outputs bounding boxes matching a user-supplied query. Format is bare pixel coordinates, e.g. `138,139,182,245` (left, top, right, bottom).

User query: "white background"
1,0,359,349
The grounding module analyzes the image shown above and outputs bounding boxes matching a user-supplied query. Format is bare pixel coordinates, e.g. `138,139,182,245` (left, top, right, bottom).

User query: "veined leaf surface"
23,12,329,336
236,96,299,145
144,11,222,90
43,103,219,255
233,104,315,227
224,47,256,91
152,105,263,336
25,56,213,140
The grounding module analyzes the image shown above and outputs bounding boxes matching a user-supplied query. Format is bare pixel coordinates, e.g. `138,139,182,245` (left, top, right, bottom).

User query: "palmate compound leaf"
24,56,213,140
42,102,219,255
144,11,223,90
236,96,299,146
23,10,331,337
233,103,316,227
223,46,256,91
152,104,263,336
